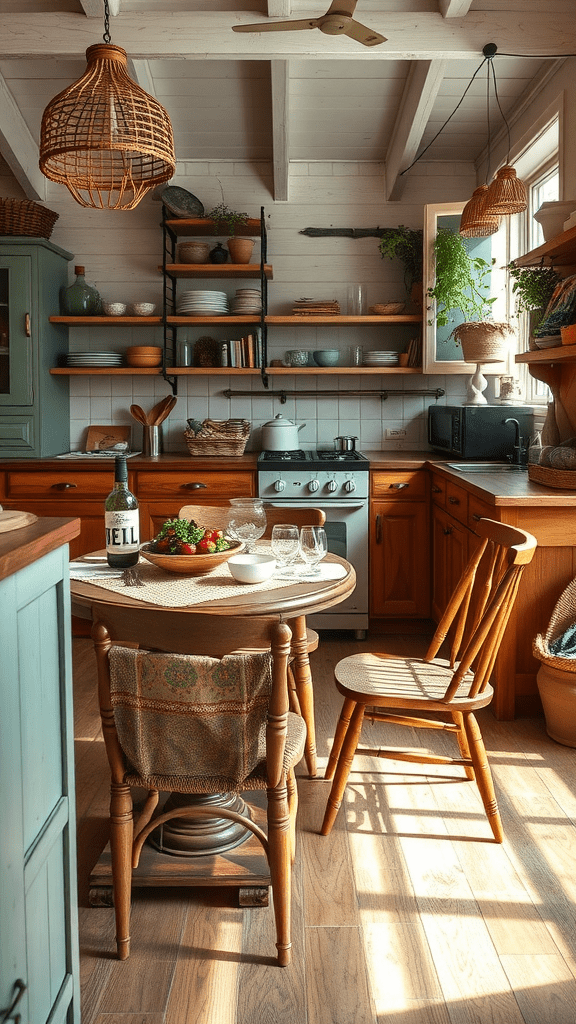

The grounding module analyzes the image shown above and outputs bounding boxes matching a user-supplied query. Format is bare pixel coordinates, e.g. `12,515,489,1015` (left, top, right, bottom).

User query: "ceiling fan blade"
344,19,386,46
232,19,318,33
325,0,358,16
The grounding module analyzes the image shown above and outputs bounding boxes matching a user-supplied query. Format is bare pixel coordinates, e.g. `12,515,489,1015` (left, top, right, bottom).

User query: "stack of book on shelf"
406,336,422,367
222,328,263,367
292,298,341,315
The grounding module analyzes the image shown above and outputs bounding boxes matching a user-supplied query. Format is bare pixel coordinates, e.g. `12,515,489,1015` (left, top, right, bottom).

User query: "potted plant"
507,261,560,336
206,203,254,263
378,226,424,305
427,225,513,363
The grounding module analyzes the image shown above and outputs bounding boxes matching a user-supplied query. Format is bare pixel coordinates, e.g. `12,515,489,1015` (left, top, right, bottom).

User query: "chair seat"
123,711,307,794
334,652,494,712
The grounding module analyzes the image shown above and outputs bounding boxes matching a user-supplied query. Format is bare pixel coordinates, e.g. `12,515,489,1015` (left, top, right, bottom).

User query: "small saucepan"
334,435,357,452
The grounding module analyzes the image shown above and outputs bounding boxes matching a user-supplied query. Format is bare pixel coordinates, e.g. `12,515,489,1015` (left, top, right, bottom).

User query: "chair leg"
321,701,365,837
451,711,475,780
109,782,134,959
287,664,302,716
462,712,504,843
267,782,292,967
287,767,298,864
325,696,357,781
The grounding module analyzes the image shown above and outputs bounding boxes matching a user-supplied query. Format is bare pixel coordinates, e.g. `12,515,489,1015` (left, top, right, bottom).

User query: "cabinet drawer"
371,470,426,500
468,494,497,532
430,473,446,507
444,480,468,525
135,470,254,499
6,470,111,498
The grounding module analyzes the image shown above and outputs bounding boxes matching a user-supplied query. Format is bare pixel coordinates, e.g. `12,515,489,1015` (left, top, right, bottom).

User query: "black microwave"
428,405,533,460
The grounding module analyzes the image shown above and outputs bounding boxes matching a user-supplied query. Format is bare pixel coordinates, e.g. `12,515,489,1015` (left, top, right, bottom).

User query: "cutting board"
0,510,38,533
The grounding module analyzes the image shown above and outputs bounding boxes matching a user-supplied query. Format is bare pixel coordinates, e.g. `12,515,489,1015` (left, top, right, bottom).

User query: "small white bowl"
103,302,127,316
227,552,276,584
129,302,156,316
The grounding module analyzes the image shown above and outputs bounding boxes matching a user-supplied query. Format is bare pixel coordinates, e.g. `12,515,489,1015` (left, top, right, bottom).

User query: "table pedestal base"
149,792,253,857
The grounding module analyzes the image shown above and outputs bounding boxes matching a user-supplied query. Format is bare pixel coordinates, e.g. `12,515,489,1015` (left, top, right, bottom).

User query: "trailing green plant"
378,226,423,295
207,202,249,236
427,226,497,328
507,261,561,314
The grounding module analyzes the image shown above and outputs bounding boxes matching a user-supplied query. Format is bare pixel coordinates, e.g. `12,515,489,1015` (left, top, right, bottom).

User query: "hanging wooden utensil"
154,395,177,425
130,404,147,424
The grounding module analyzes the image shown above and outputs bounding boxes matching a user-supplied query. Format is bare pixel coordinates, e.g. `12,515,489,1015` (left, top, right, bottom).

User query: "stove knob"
327,479,338,492
274,479,286,492
344,479,356,493
308,478,320,493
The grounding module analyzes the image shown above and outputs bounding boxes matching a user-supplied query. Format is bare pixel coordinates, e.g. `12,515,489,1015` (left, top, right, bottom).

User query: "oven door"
264,500,368,635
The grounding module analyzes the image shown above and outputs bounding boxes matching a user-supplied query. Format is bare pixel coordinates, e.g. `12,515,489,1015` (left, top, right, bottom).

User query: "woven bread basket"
369,302,405,315
528,464,576,489
185,418,250,457
0,198,59,239
533,576,576,672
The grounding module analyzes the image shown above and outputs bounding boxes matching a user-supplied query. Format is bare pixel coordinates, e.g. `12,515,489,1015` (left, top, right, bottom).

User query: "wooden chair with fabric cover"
91,610,305,966
320,518,537,843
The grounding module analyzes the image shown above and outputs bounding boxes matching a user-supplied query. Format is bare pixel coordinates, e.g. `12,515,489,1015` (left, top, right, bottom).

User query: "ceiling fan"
232,1,386,48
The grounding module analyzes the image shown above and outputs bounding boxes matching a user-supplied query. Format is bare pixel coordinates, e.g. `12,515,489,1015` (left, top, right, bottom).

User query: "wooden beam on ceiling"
0,12,572,60
385,59,447,201
0,71,46,200
78,0,120,17
268,1,291,15
439,0,473,16
270,60,290,202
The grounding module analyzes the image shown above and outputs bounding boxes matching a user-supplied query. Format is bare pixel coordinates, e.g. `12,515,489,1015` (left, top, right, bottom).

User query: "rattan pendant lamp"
481,45,527,217
460,52,501,238
39,1,175,210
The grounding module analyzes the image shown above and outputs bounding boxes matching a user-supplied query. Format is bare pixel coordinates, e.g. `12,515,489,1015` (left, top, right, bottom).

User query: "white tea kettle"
261,414,306,451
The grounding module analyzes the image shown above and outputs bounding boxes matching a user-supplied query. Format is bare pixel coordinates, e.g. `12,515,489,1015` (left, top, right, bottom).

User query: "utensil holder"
143,424,163,457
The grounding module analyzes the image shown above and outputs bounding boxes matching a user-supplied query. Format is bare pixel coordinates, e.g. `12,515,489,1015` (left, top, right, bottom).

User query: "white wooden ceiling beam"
438,1,473,17
128,59,155,96
267,1,292,16
78,0,120,18
0,71,45,200
0,12,571,60
385,59,447,200
270,60,290,202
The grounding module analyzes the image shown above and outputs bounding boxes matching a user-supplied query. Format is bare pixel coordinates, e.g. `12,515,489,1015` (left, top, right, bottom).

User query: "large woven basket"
185,418,250,457
533,576,576,672
528,464,576,489
0,198,59,239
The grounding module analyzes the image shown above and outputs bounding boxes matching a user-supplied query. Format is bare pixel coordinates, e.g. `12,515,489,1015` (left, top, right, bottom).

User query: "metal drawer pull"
52,481,77,490
1,979,26,1023
448,496,460,505
182,482,207,490
389,482,408,489
375,513,382,543
472,513,482,521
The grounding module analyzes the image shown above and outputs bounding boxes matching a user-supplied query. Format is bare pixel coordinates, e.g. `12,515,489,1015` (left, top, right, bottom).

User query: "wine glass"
227,498,267,553
270,524,300,576
299,526,328,576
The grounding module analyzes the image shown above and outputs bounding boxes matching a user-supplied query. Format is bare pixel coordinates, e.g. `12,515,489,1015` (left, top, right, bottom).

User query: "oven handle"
264,502,366,510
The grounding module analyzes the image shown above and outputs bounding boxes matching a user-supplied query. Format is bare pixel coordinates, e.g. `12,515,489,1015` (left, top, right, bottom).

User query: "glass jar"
60,265,101,315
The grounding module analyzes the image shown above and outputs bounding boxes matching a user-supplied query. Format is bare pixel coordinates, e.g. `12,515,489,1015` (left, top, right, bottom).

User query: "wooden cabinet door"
431,504,468,622
371,499,430,617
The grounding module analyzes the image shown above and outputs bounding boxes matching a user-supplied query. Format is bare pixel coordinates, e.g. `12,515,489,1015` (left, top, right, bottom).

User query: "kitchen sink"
447,463,528,473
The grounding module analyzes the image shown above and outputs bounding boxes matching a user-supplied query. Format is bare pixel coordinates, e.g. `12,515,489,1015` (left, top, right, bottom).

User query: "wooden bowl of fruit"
140,518,243,576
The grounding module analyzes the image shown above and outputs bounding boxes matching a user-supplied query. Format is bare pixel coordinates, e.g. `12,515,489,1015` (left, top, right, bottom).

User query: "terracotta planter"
227,237,255,264
536,663,576,747
452,321,514,363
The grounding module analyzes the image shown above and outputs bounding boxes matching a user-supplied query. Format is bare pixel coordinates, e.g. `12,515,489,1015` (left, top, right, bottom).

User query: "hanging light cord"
103,0,111,44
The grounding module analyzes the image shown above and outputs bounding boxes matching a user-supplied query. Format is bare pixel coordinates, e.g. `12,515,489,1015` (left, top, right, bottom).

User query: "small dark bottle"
209,242,228,264
105,455,140,567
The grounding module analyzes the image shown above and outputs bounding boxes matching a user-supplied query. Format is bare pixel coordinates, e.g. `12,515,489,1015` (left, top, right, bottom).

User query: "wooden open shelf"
49,316,161,325
162,263,272,279
164,218,262,237
516,343,576,364
512,223,576,270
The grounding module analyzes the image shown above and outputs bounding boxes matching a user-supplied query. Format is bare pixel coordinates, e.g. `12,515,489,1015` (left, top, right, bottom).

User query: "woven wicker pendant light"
483,165,528,216
39,5,175,211
460,184,501,237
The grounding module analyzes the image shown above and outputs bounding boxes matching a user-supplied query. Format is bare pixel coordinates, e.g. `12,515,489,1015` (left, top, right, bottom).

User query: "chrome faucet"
504,417,527,468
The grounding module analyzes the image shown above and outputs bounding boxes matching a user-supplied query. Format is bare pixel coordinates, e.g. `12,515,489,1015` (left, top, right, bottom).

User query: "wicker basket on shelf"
184,418,250,457
0,198,59,239
528,464,576,489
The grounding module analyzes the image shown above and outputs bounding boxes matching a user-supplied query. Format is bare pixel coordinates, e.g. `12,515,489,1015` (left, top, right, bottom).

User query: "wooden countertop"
0,516,81,582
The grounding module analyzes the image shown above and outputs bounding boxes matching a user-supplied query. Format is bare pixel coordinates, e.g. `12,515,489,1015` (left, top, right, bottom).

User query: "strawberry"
180,542,196,554
198,537,217,553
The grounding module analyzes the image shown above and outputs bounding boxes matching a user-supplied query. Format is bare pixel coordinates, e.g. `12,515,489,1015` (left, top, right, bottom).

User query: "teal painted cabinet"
0,238,72,456
0,520,80,1024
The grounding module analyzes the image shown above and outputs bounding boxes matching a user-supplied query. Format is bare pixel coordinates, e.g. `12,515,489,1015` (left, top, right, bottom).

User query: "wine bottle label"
105,510,140,553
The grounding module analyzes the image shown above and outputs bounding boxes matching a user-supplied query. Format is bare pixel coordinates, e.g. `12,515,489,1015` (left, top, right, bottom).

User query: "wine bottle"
105,455,140,568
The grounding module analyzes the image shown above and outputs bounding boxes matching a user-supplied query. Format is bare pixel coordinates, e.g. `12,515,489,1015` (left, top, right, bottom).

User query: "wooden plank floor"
73,632,576,1024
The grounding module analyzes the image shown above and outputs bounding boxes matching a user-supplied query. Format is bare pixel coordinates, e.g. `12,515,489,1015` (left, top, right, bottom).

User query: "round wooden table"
70,551,356,900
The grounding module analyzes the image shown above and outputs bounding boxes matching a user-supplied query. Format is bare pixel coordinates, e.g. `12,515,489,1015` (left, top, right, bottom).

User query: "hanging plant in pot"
507,260,561,348
207,203,254,263
427,225,514,364
378,226,424,308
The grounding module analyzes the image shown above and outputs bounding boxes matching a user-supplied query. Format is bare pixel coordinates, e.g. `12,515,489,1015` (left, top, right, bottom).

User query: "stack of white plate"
363,350,399,367
67,351,123,367
176,289,229,316
230,288,262,315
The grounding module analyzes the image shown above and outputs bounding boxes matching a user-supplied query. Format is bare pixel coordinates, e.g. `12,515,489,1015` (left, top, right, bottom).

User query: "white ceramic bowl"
103,302,127,316
129,302,156,316
313,349,340,367
227,552,277,584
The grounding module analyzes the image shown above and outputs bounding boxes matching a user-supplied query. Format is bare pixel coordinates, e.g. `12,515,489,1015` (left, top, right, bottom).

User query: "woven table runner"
69,549,347,608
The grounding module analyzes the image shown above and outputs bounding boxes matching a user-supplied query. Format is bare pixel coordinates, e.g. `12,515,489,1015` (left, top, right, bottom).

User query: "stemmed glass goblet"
299,526,328,576
227,498,267,553
270,524,300,576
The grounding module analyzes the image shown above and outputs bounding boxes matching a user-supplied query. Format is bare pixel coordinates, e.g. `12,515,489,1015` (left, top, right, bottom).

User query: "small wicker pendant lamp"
460,184,501,238
484,165,528,216
39,3,175,210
